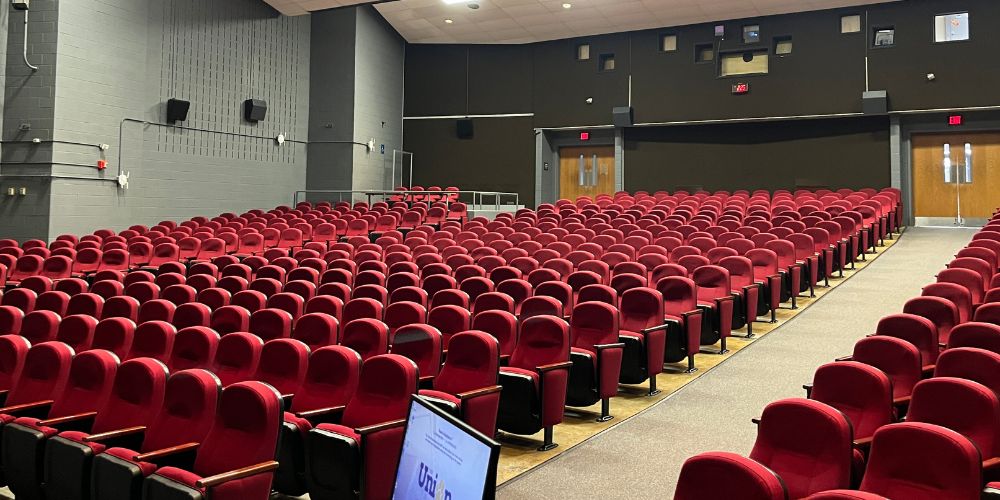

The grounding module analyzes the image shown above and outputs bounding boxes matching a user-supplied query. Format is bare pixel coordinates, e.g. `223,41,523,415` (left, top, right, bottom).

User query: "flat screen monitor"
392,396,500,500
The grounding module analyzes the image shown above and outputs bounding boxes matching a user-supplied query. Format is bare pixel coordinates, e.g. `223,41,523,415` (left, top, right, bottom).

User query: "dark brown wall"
623,117,891,193
403,117,536,206
867,0,1000,111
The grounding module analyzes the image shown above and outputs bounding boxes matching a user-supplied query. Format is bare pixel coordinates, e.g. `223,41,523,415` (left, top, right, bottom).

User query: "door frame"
898,110,1000,227
535,128,624,204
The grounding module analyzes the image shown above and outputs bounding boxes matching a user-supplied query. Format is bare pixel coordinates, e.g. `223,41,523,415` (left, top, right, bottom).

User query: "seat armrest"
751,418,760,425
419,375,436,383
536,361,573,374
680,309,702,320
835,355,853,362
802,383,813,398
281,394,294,408
84,426,146,443
641,321,677,334
134,442,200,462
295,405,345,420
892,396,911,406
984,458,1000,471
456,385,502,401
0,400,53,414
594,342,625,351
38,411,98,427
196,460,279,489
853,436,873,449
357,419,406,436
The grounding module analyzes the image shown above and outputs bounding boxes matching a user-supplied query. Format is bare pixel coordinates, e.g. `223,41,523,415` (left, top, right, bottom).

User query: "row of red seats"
389,185,461,203
675,214,1000,499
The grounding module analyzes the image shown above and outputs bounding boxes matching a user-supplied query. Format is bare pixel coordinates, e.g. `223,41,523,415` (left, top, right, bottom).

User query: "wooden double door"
559,146,616,201
912,132,1000,225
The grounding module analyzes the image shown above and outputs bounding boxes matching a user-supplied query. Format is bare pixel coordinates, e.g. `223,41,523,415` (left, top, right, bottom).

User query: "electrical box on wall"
862,91,888,115
12,0,29,11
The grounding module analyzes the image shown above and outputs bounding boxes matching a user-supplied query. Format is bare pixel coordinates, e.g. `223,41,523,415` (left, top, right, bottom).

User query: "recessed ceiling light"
442,0,468,4
444,19,454,24
562,3,572,8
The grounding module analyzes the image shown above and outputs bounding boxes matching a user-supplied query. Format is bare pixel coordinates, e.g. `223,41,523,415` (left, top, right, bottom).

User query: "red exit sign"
580,132,590,141
732,83,750,95
948,115,963,126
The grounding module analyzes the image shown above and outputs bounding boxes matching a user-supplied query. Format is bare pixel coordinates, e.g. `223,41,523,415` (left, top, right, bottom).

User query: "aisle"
496,227,977,500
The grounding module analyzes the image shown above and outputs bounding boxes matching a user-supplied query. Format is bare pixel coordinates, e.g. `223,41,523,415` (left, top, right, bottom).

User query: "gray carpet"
496,227,977,500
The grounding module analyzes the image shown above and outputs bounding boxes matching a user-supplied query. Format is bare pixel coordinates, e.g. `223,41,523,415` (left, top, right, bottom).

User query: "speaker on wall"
613,106,633,128
862,91,888,115
244,99,268,123
456,119,474,140
166,99,190,123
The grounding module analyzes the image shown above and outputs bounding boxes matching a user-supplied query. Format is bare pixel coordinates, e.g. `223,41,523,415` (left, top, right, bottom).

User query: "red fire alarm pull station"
97,160,107,170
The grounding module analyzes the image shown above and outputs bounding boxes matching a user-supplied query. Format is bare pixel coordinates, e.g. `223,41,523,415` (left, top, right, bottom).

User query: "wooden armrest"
938,343,947,349
134,442,200,462
802,383,813,391
418,375,435,382
357,419,406,436
680,309,701,319
85,426,146,443
853,436,873,447
295,405,345,420
196,461,279,489
835,355,853,362
984,457,1000,470
892,396,911,406
536,361,573,373
751,418,760,425
0,400,53,414
641,322,675,334
456,385,502,401
594,342,625,351
38,411,97,427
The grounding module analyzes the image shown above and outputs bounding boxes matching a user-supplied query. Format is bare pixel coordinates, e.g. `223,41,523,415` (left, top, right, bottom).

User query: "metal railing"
293,190,520,212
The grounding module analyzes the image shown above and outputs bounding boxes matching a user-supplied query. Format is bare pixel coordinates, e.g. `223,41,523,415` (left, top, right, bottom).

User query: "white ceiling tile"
260,0,900,44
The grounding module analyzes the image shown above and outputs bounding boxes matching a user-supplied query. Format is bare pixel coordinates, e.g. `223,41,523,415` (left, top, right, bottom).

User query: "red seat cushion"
313,423,360,444
56,430,107,454
283,411,313,438
152,466,205,493
499,366,538,390
104,446,158,477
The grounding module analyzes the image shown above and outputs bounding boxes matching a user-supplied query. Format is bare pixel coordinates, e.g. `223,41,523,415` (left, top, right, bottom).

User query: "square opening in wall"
695,43,714,63
720,49,768,76
599,53,615,71
935,12,969,42
873,26,895,47
743,25,760,44
576,44,591,60
841,14,861,33
660,34,677,52
774,36,793,55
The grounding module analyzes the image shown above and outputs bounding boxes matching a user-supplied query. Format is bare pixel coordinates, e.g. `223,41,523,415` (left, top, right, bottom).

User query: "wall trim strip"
403,113,534,120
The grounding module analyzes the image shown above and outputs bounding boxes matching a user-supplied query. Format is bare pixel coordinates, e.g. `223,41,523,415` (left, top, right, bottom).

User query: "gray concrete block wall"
306,8,357,195
43,0,310,238
352,6,404,191
0,0,59,241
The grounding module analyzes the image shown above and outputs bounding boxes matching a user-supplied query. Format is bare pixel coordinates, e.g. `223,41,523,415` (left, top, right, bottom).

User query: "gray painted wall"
44,0,310,239
0,0,58,242
352,6,404,191
307,7,356,193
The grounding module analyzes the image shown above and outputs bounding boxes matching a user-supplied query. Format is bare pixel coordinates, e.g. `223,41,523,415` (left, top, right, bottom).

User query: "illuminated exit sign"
732,83,750,95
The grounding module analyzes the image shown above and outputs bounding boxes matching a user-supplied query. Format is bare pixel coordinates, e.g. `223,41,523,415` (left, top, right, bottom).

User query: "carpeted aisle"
496,227,977,500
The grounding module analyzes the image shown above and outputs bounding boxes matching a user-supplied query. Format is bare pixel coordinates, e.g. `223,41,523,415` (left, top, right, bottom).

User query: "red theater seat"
140,381,282,500
674,451,787,500
305,354,418,500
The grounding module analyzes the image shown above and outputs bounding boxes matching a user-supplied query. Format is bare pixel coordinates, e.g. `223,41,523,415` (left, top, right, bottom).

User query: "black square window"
695,43,714,63
599,53,615,71
873,27,895,47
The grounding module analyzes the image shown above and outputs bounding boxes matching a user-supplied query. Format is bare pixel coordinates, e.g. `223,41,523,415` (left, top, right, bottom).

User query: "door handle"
943,144,953,183
592,154,599,186
963,143,973,183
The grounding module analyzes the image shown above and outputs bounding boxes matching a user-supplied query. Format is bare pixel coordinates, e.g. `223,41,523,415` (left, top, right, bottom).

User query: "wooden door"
559,146,616,201
912,132,1000,223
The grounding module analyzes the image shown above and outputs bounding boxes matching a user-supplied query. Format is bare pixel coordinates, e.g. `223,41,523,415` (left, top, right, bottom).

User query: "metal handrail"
293,190,520,212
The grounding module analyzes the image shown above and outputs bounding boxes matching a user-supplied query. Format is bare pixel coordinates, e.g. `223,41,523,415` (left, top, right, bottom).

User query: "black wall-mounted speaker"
862,91,888,115
613,106,634,128
456,119,474,139
166,99,190,123
244,99,268,123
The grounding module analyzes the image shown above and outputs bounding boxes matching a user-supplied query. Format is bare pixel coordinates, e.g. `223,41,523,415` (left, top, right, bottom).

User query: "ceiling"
264,0,898,44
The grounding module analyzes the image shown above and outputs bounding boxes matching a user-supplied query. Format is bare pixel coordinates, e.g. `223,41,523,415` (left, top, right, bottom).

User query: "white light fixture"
444,18,453,24
562,3,572,8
